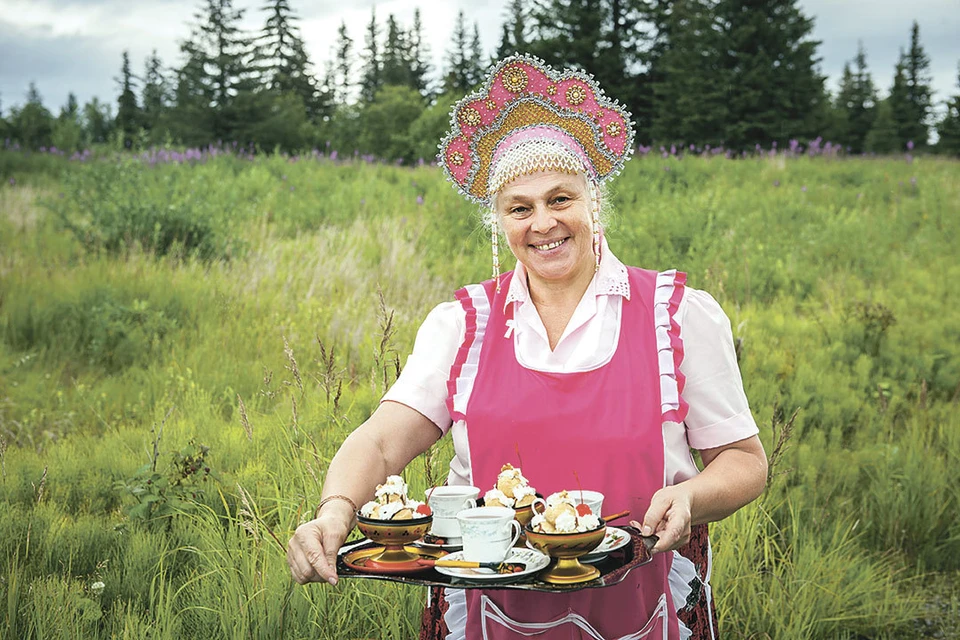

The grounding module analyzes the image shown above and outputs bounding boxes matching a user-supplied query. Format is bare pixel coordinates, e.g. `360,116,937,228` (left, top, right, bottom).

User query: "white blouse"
382,241,758,485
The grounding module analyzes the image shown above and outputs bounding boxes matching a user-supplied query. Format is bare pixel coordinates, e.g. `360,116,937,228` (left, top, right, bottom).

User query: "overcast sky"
1,0,958,119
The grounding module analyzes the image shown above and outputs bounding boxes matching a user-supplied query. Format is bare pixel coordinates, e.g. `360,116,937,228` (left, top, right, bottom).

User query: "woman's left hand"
632,485,694,554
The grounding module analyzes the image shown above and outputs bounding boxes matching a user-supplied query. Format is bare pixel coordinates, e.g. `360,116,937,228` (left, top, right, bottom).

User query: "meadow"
0,148,958,639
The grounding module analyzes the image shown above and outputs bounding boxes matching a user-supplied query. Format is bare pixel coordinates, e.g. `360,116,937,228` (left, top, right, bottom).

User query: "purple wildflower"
773,180,780,187
910,177,917,186
416,195,424,205
907,140,914,151
8,177,15,186
801,185,807,192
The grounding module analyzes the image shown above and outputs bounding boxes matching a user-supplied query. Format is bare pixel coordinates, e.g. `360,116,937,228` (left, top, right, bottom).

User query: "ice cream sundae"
483,464,538,509
359,475,431,520
530,491,601,533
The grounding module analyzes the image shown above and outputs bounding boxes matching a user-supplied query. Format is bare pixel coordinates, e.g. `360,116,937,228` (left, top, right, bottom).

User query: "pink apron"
431,267,691,639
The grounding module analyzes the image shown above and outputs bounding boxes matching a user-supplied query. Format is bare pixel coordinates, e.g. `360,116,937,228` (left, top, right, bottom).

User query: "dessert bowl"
356,513,433,565
524,520,607,584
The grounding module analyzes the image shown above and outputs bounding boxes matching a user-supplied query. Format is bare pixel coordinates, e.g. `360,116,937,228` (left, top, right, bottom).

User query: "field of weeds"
1,150,958,638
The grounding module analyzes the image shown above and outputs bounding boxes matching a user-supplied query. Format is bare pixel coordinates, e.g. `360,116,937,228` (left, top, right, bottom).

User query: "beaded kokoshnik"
437,54,636,290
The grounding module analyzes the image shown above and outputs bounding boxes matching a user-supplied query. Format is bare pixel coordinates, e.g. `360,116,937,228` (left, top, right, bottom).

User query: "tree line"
2,0,960,159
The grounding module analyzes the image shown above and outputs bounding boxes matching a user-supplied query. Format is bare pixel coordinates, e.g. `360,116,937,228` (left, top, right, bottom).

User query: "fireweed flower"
417,195,424,205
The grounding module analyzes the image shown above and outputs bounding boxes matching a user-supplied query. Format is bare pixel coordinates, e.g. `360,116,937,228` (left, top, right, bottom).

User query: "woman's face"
495,171,595,290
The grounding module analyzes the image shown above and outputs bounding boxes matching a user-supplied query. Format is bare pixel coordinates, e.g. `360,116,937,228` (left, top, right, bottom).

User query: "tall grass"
0,151,958,637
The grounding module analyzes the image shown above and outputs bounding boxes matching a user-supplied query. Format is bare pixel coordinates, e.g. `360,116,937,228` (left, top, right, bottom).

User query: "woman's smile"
496,171,595,291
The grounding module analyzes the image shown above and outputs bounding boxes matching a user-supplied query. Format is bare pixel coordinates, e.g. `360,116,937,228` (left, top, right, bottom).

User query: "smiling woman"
286,54,768,640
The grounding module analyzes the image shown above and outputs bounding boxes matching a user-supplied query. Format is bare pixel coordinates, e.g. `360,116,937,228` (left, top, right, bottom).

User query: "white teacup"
457,506,522,562
426,486,480,538
574,490,604,516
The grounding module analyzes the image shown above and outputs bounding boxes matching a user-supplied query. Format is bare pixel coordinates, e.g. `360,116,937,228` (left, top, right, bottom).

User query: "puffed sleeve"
381,301,465,434
679,288,759,450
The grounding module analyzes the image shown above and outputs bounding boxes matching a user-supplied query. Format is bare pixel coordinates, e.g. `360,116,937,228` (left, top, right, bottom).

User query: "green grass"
0,150,958,638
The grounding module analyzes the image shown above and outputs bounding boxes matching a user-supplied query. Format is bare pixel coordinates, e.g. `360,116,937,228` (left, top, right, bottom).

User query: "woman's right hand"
287,501,355,585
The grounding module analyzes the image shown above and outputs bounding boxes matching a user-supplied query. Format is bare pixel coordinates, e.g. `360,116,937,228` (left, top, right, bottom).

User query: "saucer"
581,527,631,563
415,533,463,552
432,548,550,582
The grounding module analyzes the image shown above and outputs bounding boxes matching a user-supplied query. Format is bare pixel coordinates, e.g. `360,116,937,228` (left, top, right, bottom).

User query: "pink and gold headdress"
438,54,635,204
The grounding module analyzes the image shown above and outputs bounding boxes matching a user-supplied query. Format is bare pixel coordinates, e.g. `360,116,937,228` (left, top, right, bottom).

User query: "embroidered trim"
446,283,494,422
654,270,688,423
503,239,630,310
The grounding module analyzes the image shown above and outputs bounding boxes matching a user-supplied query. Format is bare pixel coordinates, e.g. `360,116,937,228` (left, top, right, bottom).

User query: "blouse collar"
504,236,630,312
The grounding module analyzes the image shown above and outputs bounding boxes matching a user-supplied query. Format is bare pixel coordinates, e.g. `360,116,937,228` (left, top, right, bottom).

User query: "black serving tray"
336,525,657,592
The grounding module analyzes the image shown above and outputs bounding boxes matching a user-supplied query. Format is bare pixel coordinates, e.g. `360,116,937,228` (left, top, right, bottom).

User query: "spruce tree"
835,42,876,153
887,54,912,151
9,82,54,149
62,93,79,120
936,63,960,156
359,8,382,104
634,0,673,143
333,21,354,106
381,15,410,87
717,0,825,150
497,0,528,57
443,11,472,94
527,0,606,75
175,0,256,144
651,0,727,147
82,97,114,145
52,93,83,152
409,9,432,98
902,21,933,147
467,23,486,88
142,50,171,140
259,0,328,123
116,50,141,148
865,97,899,153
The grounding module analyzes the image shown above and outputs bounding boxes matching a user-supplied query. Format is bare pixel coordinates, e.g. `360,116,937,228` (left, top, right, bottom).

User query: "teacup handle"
531,497,546,515
507,519,522,549
464,498,477,509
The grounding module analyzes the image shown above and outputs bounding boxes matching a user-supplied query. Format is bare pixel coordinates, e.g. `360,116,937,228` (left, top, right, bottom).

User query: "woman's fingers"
287,520,345,585
634,488,693,554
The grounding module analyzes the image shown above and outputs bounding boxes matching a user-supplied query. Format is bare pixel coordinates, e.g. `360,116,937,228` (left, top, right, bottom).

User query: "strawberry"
576,503,592,517
416,504,432,516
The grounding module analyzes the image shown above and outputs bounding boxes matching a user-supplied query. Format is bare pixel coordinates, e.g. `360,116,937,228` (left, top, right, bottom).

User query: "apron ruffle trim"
654,270,689,424
446,280,498,422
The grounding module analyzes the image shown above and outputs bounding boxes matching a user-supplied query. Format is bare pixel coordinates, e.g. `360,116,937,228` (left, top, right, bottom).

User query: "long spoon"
416,558,526,574
599,510,630,523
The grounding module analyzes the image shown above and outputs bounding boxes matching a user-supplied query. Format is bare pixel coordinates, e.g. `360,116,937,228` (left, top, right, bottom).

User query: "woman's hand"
632,435,768,554
632,485,694,554
287,501,354,586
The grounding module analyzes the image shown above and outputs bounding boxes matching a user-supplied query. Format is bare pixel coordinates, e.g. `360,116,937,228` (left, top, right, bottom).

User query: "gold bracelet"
315,494,359,519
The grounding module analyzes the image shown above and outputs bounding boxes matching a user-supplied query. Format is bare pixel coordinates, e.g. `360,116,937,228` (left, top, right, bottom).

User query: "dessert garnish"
359,475,431,520
484,464,537,509
530,490,602,533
